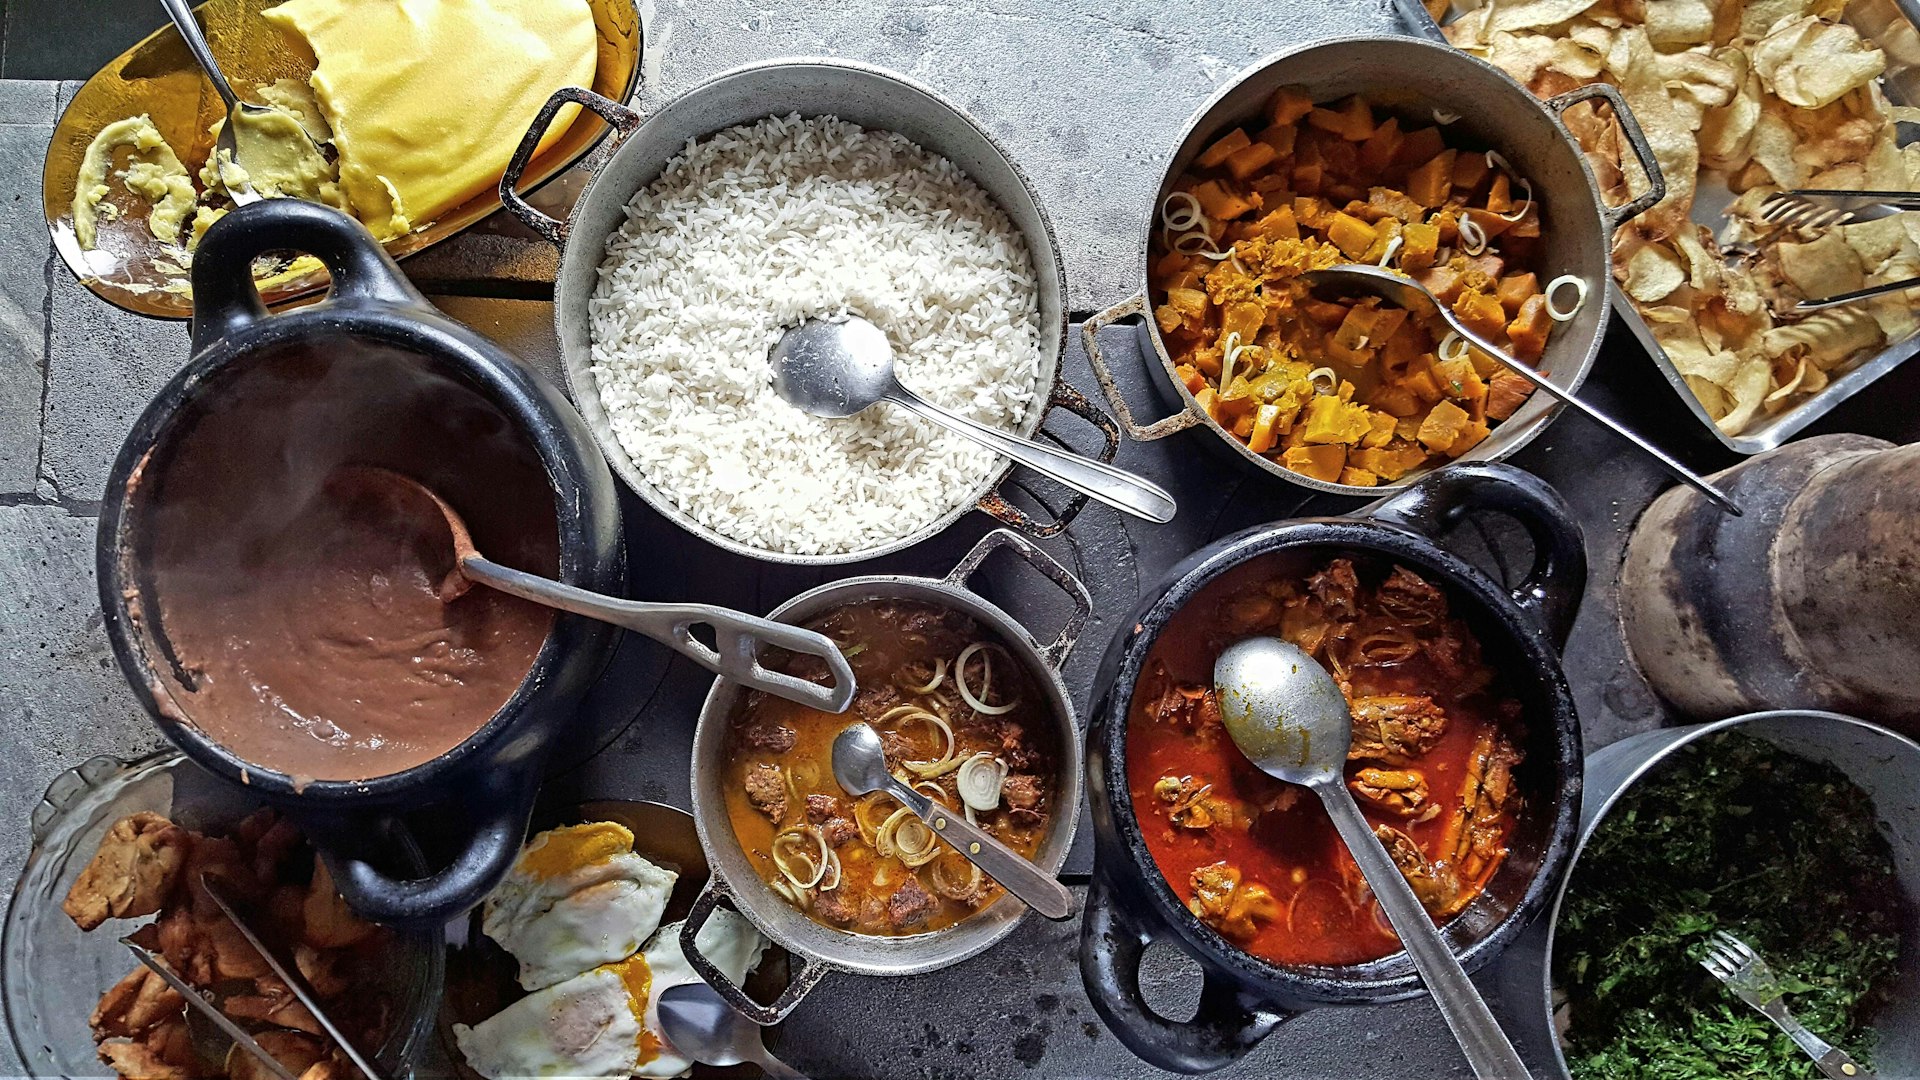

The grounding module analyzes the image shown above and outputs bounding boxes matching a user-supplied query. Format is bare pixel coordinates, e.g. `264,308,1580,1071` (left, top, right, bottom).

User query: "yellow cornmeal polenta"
263,0,598,238
72,116,197,248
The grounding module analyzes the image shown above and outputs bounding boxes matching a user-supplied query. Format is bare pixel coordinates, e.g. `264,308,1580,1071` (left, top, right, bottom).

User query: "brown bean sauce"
723,599,1058,936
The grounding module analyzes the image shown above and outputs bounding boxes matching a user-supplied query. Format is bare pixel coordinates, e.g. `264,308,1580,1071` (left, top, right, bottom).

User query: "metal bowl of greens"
1497,710,1920,1079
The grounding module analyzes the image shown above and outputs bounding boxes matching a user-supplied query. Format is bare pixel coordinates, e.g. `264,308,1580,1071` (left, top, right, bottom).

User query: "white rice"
587,113,1045,556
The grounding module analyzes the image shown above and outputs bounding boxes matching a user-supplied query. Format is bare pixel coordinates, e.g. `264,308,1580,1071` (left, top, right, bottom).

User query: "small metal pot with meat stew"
683,529,1088,1024
1082,35,1665,497
1082,462,1586,1073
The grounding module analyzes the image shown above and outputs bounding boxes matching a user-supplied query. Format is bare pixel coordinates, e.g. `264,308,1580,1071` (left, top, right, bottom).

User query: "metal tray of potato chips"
1432,0,1920,453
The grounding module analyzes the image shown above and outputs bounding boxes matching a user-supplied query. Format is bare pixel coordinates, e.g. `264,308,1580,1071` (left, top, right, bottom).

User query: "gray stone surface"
0,82,53,494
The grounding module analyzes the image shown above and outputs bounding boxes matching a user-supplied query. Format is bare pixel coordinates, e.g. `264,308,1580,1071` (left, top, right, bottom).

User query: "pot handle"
1080,873,1290,1073
976,379,1123,539
943,527,1092,669
317,757,539,926
1544,83,1667,232
499,87,643,248
189,199,423,354
1083,293,1202,442
681,876,830,1026
1369,462,1588,649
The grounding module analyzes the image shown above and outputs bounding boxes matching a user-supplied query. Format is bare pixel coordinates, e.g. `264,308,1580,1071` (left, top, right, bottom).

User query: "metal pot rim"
1089,34,1632,497
1091,514,1582,1003
540,57,1074,565
1532,709,1920,1077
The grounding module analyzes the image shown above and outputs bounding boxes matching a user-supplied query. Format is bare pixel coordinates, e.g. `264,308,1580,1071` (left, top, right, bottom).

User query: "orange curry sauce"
1125,554,1523,967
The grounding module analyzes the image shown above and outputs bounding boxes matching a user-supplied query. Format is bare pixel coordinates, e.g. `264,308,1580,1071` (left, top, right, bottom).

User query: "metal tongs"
1755,190,1920,310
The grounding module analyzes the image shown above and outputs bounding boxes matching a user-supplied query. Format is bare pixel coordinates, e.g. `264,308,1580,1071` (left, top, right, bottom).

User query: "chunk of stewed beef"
812,886,857,927
1003,774,1045,812
737,721,797,755
887,877,938,930
744,764,787,823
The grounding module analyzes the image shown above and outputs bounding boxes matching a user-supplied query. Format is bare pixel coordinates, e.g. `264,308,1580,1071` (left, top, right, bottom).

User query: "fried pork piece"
1374,824,1463,917
227,1031,327,1080
98,1017,198,1080
1348,695,1450,764
63,812,191,930
1188,862,1281,941
1349,767,1435,820
1375,565,1448,626
1153,774,1235,830
91,965,186,1040
225,974,323,1036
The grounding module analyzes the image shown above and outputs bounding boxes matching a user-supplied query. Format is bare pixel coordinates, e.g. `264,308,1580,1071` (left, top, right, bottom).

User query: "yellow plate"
42,0,641,320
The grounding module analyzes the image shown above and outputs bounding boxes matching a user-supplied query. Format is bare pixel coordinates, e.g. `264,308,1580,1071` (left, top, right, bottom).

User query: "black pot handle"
1369,462,1587,649
680,876,830,1026
1080,873,1289,1074
189,199,425,355
318,759,539,926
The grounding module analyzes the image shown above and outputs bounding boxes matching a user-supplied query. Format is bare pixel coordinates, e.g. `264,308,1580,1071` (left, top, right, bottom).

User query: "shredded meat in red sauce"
1128,556,1526,967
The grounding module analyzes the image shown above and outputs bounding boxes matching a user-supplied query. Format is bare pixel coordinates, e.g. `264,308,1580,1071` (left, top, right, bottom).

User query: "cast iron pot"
96,199,625,926
1082,462,1586,1073
1082,36,1665,498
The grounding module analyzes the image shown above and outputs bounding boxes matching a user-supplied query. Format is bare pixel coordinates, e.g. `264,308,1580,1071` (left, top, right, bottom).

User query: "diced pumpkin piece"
1267,86,1315,127
1327,212,1376,258
1154,304,1183,335
1362,411,1399,448
1367,186,1423,224
1165,286,1209,327
1197,128,1253,169
1301,396,1373,445
1392,126,1446,170
1281,444,1347,482
1307,96,1375,141
1414,265,1466,305
1451,151,1490,193
1222,301,1264,343
1405,149,1457,208
1436,357,1487,408
1463,251,1506,282
1369,385,1423,418
1175,363,1208,394
1416,400,1472,452
1485,370,1536,420
1194,386,1219,420
1508,294,1552,361
1292,197,1333,231
1350,445,1431,481
1360,219,1403,264
1193,179,1259,221
1256,123,1298,156
1399,222,1440,271
1485,171,1514,214
1247,403,1285,454
1338,467,1380,487
1254,205,1299,241
1225,141,1279,181
1462,206,1515,240
1291,161,1324,196
1445,419,1491,458
1452,289,1508,340
1301,298,1350,327
1402,364,1445,405
1358,117,1404,175
1495,272,1540,315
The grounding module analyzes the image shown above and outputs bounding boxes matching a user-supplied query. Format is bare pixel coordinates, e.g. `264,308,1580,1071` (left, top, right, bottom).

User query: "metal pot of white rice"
501,59,1107,564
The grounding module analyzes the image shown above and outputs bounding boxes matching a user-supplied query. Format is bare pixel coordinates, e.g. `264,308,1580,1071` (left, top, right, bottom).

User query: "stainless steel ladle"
657,982,808,1078
831,721,1075,919
770,315,1178,524
328,466,855,711
1213,635,1532,1080
1303,264,1739,516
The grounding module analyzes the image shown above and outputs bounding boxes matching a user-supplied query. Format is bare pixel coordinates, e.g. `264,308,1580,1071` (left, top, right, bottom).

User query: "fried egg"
454,910,768,1080
483,822,679,990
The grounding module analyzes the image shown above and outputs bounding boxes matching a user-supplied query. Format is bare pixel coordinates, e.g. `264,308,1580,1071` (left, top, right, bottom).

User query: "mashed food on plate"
72,0,596,256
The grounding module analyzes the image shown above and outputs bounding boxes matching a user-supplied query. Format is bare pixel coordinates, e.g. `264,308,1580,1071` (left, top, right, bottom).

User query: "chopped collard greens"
1557,731,1905,1080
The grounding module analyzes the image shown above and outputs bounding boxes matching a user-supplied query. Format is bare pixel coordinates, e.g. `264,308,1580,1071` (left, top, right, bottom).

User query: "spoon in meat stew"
831,722,1075,920
325,466,856,711
1212,635,1532,1080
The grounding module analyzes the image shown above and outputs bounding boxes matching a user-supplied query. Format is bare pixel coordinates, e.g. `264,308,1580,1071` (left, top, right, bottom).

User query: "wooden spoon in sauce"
1212,635,1532,1080
325,466,857,711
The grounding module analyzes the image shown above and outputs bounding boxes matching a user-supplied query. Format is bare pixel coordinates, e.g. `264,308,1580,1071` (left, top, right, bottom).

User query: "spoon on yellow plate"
1213,635,1532,1080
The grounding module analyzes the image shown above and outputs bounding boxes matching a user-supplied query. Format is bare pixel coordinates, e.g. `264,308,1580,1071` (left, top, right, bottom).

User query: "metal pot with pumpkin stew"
1082,462,1586,1073
1082,35,1665,498
684,529,1087,1025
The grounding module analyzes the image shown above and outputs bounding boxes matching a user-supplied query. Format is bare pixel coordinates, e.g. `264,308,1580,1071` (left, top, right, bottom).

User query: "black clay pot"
96,200,624,926
1081,462,1586,1073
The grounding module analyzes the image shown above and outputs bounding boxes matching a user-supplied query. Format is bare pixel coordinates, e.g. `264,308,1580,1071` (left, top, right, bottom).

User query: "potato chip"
1740,0,1815,39
1606,27,1704,231
1750,16,1885,108
1487,0,1607,32
1621,237,1688,301
1776,230,1864,300
1646,0,1716,46
1698,58,1761,171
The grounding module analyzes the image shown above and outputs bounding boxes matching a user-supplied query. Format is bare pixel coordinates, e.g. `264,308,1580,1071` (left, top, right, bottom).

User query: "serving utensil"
657,982,808,1078
118,938,301,1080
1747,191,1920,311
1700,930,1875,1079
1303,264,1740,516
1212,635,1532,1080
327,466,856,711
200,876,391,1080
769,315,1178,524
158,0,279,206
830,721,1076,920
